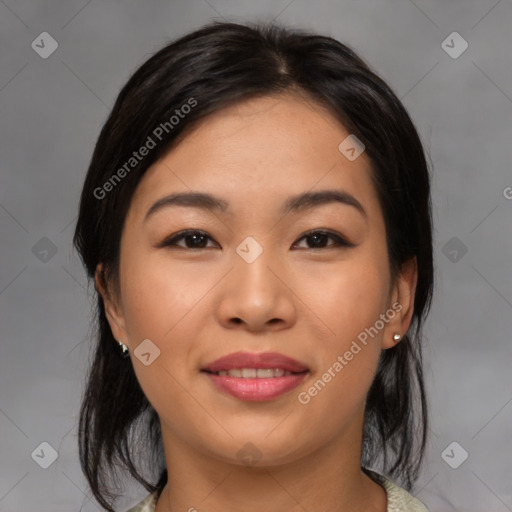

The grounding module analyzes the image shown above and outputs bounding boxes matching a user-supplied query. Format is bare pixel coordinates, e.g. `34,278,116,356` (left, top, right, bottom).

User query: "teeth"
215,368,293,378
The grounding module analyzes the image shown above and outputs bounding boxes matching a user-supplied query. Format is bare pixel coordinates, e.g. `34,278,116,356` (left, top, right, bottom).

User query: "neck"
154,419,387,512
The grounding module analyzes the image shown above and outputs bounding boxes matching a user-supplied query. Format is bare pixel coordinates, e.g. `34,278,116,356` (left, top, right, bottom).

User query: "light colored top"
125,472,428,512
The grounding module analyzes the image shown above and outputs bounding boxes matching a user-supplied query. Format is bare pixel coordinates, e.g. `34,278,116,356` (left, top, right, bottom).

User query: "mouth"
201,350,309,373
202,368,306,378
201,351,309,401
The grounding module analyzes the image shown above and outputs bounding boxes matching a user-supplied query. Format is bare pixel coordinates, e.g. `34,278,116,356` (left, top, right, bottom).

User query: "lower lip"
202,371,308,401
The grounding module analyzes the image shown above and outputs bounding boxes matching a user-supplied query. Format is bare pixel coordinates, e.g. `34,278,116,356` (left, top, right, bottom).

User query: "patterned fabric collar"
125,472,428,512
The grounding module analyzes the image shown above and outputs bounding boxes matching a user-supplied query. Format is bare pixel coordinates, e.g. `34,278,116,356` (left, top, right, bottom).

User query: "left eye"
292,230,353,250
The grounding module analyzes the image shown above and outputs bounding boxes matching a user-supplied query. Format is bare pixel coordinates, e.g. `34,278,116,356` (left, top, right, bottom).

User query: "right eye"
160,230,219,250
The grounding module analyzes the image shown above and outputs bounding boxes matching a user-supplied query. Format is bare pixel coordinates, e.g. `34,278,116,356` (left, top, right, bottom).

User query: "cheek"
292,262,388,433
292,254,389,408
297,255,390,344
120,252,211,340
294,347,379,450
118,254,208,415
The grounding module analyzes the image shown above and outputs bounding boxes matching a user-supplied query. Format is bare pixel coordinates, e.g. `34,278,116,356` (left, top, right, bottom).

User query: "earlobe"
382,257,418,349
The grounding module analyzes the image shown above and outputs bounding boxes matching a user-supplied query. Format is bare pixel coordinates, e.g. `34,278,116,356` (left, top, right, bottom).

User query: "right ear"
95,263,129,344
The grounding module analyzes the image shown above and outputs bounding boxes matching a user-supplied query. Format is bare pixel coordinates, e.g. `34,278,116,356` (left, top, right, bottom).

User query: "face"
98,93,416,467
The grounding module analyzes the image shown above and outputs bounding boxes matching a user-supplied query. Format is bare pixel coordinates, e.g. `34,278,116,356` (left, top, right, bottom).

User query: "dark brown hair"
73,20,433,511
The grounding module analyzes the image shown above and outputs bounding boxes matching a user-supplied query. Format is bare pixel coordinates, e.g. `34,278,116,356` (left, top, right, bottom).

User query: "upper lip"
202,351,309,373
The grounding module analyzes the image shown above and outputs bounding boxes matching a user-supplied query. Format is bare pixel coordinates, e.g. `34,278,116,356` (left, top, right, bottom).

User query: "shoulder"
368,470,429,512
125,491,158,512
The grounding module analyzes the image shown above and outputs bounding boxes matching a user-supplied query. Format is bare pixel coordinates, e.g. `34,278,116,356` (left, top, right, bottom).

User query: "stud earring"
393,333,401,341
118,340,130,358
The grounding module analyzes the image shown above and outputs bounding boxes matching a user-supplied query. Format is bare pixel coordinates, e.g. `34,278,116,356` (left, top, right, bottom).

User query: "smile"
208,368,296,378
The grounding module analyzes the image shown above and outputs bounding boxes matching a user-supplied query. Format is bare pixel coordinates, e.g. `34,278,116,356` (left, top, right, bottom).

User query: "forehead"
128,93,379,221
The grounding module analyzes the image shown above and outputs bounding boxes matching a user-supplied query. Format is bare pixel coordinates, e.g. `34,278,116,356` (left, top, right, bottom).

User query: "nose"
215,242,297,333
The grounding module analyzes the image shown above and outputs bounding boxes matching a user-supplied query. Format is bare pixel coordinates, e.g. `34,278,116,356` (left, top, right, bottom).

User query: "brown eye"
160,230,218,250
292,230,354,250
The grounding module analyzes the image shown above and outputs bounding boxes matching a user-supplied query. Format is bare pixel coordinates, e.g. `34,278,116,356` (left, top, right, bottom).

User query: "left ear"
382,256,418,349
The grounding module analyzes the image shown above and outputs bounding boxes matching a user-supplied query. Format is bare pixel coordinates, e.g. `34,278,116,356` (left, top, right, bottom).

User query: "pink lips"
201,351,309,402
202,351,309,373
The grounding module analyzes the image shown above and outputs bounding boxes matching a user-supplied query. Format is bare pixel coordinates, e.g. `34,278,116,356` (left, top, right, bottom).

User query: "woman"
73,21,433,512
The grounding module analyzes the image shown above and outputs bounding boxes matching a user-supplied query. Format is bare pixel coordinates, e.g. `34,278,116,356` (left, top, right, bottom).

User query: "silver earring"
118,340,130,358
393,333,401,341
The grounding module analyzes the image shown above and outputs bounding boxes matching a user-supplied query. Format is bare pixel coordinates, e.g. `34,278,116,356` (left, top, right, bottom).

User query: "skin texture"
97,93,417,512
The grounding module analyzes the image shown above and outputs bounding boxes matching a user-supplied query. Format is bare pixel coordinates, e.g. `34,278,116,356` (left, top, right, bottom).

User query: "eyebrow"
144,189,366,222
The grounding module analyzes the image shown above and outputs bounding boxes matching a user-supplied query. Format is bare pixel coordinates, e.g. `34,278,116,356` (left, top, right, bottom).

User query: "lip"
201,351,309,402
204,372,308,401
201,351,309,373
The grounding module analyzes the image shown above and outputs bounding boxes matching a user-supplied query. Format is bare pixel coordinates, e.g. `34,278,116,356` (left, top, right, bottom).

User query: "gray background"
1,1,511,511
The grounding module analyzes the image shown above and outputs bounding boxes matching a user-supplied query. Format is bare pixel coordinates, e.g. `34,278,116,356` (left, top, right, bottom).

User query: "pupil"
309,234,327,248
187,234,206,248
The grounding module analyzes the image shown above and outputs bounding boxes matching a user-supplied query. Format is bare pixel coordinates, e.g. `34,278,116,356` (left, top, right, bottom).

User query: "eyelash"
159,229,355,251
